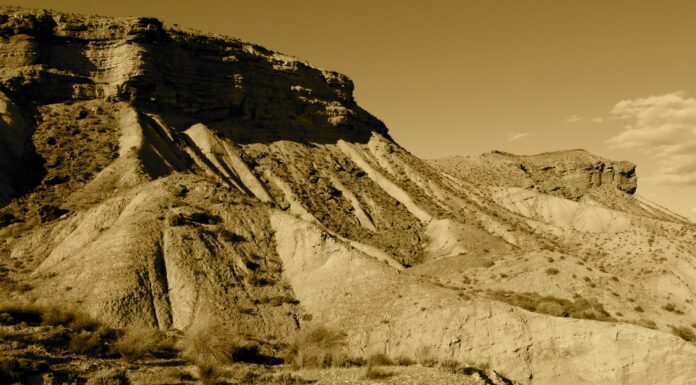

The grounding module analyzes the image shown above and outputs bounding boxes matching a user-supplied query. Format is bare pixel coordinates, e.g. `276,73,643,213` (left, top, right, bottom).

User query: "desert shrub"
489,290,615,322
284,325,352,368
0,357,48,383
535,301,565,316
662,303,685,314
632,319,657,329
363,364,392,379
438,359,495,380
671,326,696,342
248,272,275,286
394,355,416,366
365,352,394,366
0,302,99,331
255,373,313,385
438,359,484,376
86,368,130,385
178,318,238,384
240,369,262,385
112,327,172,362
415,346,438,367
218,229,246,243
545,268,560,275
68,326,117,355
439,359,463,373
363,353,394,379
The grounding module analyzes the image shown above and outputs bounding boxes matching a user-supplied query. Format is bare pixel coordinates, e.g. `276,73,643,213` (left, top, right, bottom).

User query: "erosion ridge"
0,6,695,385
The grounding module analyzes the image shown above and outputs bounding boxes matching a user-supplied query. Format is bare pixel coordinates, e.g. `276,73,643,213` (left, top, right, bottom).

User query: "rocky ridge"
0,6,695,385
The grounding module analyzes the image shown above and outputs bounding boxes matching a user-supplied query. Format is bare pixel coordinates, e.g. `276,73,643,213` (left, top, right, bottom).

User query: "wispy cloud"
565,114,586,123
565,114,605,124
507,132,530,142
605,91,696,186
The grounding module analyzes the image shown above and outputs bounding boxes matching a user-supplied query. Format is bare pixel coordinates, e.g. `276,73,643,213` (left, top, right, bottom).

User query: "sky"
2,0,695,219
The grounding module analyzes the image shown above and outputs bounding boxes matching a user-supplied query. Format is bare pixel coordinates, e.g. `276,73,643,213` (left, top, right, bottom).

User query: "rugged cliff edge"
1,6,695,385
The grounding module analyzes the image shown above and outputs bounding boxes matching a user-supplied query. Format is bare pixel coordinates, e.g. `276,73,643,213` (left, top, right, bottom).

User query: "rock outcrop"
0,6,695,385
431,149,637,201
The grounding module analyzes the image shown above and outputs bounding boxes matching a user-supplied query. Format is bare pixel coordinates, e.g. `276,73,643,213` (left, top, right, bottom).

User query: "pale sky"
2,0,695,219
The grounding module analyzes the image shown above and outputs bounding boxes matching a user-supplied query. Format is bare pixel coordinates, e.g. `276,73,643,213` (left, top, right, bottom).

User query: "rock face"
1,6,695,385
431,149,637,201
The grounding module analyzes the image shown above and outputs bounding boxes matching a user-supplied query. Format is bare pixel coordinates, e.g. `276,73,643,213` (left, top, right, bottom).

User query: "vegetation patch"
671,326,696,343
178,319,239,384
283,325,359,368
489,290,616,322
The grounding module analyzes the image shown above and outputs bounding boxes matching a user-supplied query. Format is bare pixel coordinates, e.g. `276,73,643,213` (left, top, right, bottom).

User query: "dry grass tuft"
112,327,172,362
671,325,696,343
284,325,355,368
86,368,130,385
415,346,438,367
489,290,616,322
362,365,392,379
178,317,239,384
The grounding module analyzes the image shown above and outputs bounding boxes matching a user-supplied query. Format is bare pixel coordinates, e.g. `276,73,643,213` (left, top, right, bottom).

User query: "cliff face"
0,7,385,163
431,149,637,201
1,6,695,385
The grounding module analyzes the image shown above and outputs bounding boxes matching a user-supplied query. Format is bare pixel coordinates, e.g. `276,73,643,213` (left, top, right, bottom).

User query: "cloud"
565,114,604,124
565,114,586,123
507,132,530,142
605,91,696,186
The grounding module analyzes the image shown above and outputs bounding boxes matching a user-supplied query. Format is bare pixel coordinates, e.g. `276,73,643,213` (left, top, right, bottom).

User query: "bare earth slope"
0,6,695,385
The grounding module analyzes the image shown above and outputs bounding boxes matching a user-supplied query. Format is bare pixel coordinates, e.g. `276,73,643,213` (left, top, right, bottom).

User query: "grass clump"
0,357,49,384
415,346,438,367
284,325,354,368
178,318,239,384
671,325,696,342
362,353,394,379
86,368,130,385
489,290,615,322
67,327,118,355
112,327,174,362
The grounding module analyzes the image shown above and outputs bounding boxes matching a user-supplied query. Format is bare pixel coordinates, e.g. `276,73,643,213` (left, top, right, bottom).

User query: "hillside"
0,6,695,385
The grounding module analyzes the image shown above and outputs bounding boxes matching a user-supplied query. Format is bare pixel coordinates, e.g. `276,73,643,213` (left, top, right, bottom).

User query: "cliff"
0,6,695,385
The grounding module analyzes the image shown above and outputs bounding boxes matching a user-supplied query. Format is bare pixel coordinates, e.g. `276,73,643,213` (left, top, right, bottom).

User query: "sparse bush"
394,355,416,366
671,326,696,342
0,357,48,383
415,346,438,367
545,268,560,276
632,319,657,329
248,272,275,286
363,353,393,380
283,325,352,368
112,327,170,362
86,368,130,385
438,359,494,379
662,303,685,315
363,364,392,379
178,318,239,384
365,353,394,366
535,301,565,316
489,290,615,322
68,326,117,355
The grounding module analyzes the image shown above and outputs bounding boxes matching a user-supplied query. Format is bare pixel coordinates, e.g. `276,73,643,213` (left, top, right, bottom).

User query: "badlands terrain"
0,5,695,385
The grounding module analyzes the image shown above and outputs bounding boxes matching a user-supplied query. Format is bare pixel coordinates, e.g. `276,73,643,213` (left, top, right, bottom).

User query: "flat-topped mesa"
0,6,387,143
448,148,638,200
513,149,638,197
